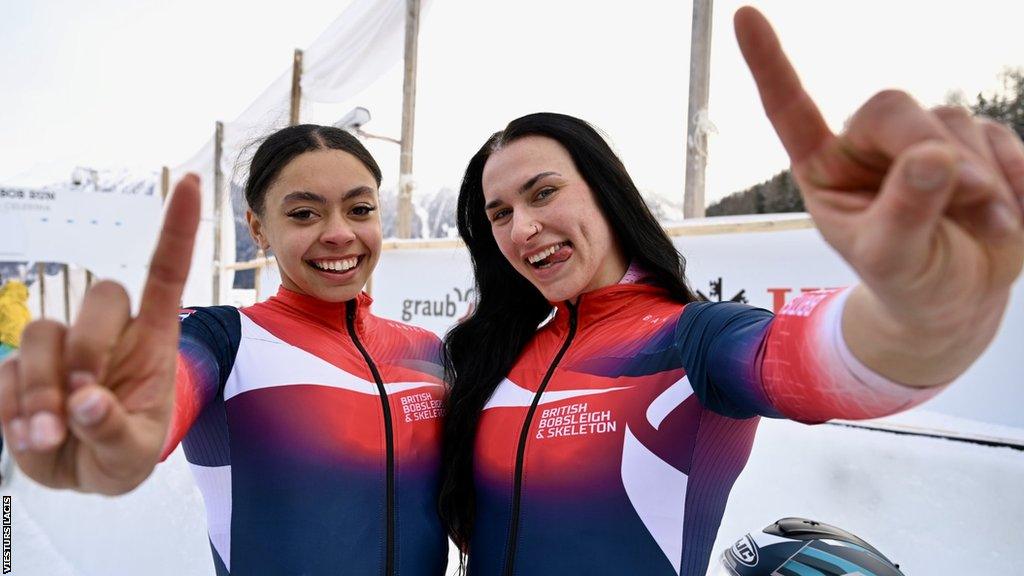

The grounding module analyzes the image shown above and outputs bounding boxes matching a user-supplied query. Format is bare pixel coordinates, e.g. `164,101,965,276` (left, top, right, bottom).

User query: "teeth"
527,243,564,264
313,257,358,272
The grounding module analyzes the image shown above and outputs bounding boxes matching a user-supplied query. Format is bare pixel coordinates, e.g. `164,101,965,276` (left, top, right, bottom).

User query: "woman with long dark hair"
0,125,449,575
440,9,1024,575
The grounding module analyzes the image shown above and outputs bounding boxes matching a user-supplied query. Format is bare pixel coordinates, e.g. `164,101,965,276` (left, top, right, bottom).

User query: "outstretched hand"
735,7,1024,342
0,174,201,494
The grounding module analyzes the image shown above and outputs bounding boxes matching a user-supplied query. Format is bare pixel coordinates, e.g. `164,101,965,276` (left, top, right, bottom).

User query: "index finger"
734,6,833,163
137,173,201,335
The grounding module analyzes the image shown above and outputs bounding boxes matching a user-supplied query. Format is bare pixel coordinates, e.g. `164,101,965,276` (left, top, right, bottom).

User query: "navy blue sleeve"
674,301,784,419
179,305,242,396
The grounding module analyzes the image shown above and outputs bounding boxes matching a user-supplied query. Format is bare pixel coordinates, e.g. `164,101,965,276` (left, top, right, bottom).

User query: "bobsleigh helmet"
710,517,905,576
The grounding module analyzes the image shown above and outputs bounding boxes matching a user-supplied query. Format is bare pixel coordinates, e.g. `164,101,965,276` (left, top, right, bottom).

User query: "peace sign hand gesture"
735,8,1024,384
0,175,201,494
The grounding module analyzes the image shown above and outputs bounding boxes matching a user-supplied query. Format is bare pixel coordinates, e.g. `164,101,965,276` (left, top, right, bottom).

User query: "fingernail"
68,371,96,391
986,202,1021,237
29,412,65,450
9,418,29,451
72,389,107,426
907,156,953,191
957,160,992,189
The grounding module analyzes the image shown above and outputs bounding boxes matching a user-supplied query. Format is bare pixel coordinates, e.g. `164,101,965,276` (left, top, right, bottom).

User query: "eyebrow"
281,186,375,206
282,191,326,205
342,186,375,201
484,171,561,211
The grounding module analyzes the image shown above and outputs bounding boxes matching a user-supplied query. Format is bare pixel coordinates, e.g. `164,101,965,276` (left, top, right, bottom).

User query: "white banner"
366,215,1024,434
0,183,162,305
371,246,475,335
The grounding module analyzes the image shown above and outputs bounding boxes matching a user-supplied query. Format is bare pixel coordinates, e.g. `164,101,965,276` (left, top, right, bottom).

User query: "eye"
534,186,557,201
351,204,377,217
490,207,511,223
287,208,317,221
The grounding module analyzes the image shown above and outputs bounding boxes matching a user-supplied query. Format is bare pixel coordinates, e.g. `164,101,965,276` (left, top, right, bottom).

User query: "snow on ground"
2,449,212,576
2,417,1021,575
858,408,1024,446
714,419,1024,574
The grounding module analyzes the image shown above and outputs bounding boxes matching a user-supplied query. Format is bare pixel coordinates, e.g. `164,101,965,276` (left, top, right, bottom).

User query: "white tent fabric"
172,0,431,307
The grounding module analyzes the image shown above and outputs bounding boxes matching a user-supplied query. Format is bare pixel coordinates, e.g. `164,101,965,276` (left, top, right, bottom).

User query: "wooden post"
161,166,170,202
683,0,713,219
213,121,225,306
63,264,71,323
290,49,304,126
36,262,46,319
397,0,421,239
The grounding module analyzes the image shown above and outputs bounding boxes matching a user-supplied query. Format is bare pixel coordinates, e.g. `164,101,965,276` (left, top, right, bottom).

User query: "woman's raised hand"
735,7,1024,342
0,174,200,494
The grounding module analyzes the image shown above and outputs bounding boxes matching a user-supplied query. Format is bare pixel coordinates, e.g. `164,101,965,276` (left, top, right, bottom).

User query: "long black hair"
439,112,699,556
245,124,382,215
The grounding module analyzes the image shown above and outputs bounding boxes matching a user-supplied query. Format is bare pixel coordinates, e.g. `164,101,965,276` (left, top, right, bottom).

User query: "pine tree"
708,68,1024,216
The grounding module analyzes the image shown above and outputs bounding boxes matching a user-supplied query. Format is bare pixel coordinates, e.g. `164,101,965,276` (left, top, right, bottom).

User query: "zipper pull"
346,299,357,323
565,296,580,325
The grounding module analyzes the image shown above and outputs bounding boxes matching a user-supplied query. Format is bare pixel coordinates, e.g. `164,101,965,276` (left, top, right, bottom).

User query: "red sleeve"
761,288,947,423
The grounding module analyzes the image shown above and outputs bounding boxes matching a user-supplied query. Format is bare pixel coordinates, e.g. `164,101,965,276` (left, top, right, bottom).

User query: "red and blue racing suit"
162,287,448,576
471,283,941,576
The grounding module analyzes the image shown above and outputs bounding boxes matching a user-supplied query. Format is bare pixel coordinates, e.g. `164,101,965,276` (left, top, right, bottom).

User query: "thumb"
870,141,958,246
850,142,958,283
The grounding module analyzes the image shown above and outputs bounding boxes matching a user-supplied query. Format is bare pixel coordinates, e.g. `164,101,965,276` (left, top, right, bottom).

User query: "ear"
246,210,270,251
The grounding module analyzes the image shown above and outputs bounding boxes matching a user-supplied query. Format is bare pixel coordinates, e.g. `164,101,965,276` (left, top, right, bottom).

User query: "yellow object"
0,280,31,348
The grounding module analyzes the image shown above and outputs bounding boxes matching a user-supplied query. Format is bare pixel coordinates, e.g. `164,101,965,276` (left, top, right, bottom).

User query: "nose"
510,212,540,246
319,215,357,246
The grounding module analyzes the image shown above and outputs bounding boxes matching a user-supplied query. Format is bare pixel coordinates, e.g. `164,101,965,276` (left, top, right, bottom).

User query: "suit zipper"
502,299,580,576
346,300,396,576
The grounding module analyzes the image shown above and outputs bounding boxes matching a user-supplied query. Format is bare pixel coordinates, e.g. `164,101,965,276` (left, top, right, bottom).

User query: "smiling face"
247,149,382,302
481,135,629,303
